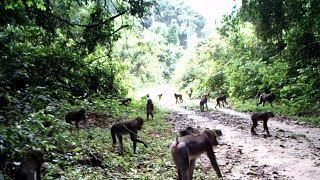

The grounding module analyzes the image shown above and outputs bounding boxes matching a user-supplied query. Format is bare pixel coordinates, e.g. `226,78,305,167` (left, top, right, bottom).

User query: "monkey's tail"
172,137,180,149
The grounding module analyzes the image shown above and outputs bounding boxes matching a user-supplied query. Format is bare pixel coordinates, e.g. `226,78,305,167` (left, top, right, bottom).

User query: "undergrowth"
0,97,177,179
230,98,320,125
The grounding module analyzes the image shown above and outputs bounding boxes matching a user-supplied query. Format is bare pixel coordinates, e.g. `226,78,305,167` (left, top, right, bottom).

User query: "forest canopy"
0,0,319,179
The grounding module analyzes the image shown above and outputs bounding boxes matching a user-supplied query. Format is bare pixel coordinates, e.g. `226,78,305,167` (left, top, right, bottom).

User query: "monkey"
257,92,276,107
180,126,223,137
188,89,193,100
171,129,223,179
200,94,209,112
0,96,8,109
215,94,228,108
14,150,45,180
119,98,131,105
251,110,275,136
174,93,183,104
146,98,154,121
77,153,103,167
157,94,163,101
179,126,200,137
110,117,148,154
65,108,88,129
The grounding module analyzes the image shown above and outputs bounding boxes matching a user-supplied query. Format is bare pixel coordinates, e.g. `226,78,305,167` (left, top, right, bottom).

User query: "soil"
152,86,320,180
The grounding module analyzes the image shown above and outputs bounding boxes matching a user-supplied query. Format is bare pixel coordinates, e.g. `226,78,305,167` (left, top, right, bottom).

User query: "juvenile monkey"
65,108,88,129
14,150,45,180
146,98,154,120
215,94,228,108
174,93,183,104
200,94,209,112
257,92,276,107
188,89,193,100
171,129,223,180
179,127,223,137
110,117,148,154
157,94,163,101
119,98,131,105
179,126,200,137
251,110,275,136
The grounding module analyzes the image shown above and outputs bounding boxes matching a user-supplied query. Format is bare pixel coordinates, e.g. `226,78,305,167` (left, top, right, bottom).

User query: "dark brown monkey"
188,89,193,100
251,110,275,136
0,96,8,109
146,98,154,120
157,94,163,101
200,94,209,112
77,153,102,167
111,117,148,154
14,150,45,180
171,129,223,179
65,108,88,129
257,92,276,107
215,94,228,108
179,126,200,137
180,127,223,137
174,93,183,104
119,98,131,105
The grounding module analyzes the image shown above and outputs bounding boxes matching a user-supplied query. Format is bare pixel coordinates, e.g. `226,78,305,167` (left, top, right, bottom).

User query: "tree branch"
50,11,127,28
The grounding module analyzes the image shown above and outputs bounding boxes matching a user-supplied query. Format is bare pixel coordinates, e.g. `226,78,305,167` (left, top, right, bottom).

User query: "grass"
230,98,320,125
41,99,178,179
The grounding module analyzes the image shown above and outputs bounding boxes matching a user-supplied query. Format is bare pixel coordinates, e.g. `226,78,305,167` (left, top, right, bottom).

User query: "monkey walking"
179,126,222,137
157,94,162,101
119,98,131,105
110,117,148,154
257,92,276,107
199,94,209,112
171,129,223,180
179,126,200,137
146,98,154,120
174,93,183,104
215,94,228,108
65,108,88,129
14,150,45,180
188,89,193,100
251,110,275,136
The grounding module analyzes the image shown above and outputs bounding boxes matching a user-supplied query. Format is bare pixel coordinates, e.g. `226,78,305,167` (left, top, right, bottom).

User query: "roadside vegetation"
0,0,319,179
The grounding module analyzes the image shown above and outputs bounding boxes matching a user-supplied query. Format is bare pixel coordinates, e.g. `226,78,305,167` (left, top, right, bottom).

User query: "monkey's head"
203,130,219,146
267,110,274,118
79,108,86,114
214,129,223,137
135,117,144,130
147,99,152,104
30,150,45,166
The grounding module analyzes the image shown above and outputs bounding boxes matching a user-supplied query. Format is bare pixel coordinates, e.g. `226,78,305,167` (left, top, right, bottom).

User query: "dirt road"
162,98,320,179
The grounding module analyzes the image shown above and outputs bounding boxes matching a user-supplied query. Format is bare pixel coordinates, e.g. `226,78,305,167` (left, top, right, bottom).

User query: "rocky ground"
165,101,320,180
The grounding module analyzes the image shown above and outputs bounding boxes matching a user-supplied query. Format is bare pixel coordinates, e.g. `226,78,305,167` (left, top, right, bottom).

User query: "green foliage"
0,0,157,121
175,0,319,119
1,95,177,179
147,0,206,48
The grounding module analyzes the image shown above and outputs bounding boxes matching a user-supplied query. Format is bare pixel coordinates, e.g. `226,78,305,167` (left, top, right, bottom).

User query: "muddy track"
166,105,320,180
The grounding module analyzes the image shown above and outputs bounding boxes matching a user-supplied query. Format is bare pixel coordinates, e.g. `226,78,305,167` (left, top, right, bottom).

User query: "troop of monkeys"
15,92,276,179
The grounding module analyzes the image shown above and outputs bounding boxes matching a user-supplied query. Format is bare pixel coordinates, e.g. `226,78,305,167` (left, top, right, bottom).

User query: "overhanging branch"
50,11,127,28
